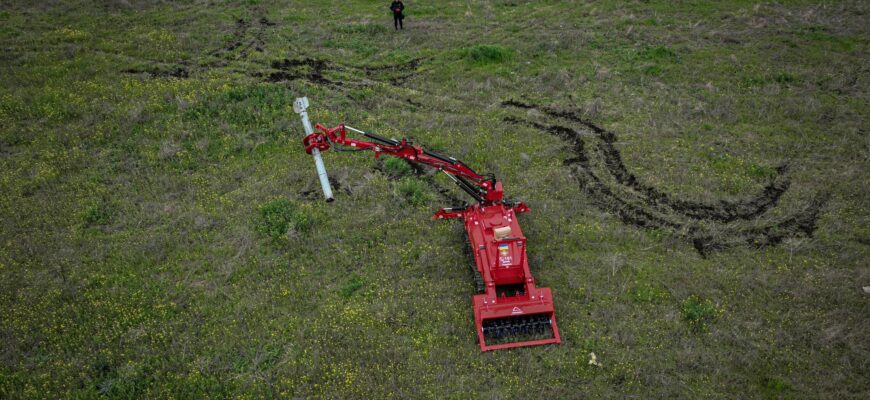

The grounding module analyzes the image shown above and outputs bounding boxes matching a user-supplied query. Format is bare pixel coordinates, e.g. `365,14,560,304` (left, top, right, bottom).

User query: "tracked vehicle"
295,97,560,351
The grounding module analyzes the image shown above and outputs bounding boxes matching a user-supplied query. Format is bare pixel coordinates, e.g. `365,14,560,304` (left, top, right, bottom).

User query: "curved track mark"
502,100,792,223
504,115,828,257
692,192,829,256
504,117,683,231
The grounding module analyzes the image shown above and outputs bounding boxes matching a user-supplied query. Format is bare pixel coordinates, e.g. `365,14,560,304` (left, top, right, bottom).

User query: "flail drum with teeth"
482,315,553,343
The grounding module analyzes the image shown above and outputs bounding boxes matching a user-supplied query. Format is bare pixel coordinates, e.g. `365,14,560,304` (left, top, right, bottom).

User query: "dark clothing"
390,1,404,29
389,1,404,15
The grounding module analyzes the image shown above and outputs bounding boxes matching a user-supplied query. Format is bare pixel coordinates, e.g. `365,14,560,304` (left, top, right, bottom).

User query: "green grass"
256,198,313,242
466,44,512,65
681,295,723,333
1,0,868,398
761,376,793,399
395,177,432,206
336,23,389,35
383,156,412,177
80,200,114,227
631,283,669,304
340,273,364,298
324,37,378,57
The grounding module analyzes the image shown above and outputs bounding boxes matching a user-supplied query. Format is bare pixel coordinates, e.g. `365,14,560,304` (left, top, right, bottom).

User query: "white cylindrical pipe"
300,110,314,135
295,97,334,202
311,147,334,202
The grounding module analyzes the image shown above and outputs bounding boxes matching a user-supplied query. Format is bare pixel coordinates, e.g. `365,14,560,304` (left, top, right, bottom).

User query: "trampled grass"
1,0,868,398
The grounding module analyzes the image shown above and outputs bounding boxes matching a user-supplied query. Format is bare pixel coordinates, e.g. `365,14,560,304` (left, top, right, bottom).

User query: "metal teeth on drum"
482,314,554,342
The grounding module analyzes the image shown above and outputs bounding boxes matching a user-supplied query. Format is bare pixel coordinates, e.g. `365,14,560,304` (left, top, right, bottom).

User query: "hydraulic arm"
300,118,561,351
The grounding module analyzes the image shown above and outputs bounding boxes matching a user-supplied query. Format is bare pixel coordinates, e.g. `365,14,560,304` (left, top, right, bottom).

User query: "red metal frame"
305,124,561,351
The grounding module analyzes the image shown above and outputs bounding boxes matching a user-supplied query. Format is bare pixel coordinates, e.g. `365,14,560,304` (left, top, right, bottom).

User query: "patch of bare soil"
260,57,426,89
121,66,189,78
356,58,423,73
267,58,341,86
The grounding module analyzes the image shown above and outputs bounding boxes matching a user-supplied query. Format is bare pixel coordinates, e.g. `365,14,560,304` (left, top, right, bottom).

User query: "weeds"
395,177,431,206
81,201,114,227
255,199,314,242
681,295,723,333
631,284,668,304
639,46,678,62
466,44,512,65
761,376,792,399
383,157,412,177
340,274,364,298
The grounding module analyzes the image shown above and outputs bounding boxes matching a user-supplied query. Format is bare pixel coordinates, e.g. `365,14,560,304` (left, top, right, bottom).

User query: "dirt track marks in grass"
121,65,189,78
123,13,277,77
691,192,829,256
503,100,793,222
503,116,683,232
356,58,423,73
357,58,424,86
267,58,341,86
260,57,425,89
209,15,275,61
502,103,828,256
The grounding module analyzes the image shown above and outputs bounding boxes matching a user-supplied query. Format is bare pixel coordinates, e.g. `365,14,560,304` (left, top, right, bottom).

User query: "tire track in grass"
503,100,793,223
504,116,684,230
254,57,428,91
120,12,277,78
691,193,829,256
208,14,275,61
244,49,827,257
265,58,343,87
502,113,828,257
121,65,189,78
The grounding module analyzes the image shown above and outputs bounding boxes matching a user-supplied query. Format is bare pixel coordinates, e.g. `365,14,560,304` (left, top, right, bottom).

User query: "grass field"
1,0,868,398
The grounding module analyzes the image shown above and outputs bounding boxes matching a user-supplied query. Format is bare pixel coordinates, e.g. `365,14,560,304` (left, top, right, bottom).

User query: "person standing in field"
390,1,405,30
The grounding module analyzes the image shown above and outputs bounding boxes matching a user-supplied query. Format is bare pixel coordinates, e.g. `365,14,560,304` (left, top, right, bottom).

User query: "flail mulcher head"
295,97,561,351
436,202,560,351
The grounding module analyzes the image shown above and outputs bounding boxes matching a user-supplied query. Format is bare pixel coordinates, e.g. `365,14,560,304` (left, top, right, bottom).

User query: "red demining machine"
294,97,561,351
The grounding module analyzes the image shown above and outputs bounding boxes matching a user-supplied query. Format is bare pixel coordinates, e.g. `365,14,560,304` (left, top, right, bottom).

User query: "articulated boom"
304,123,561,351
